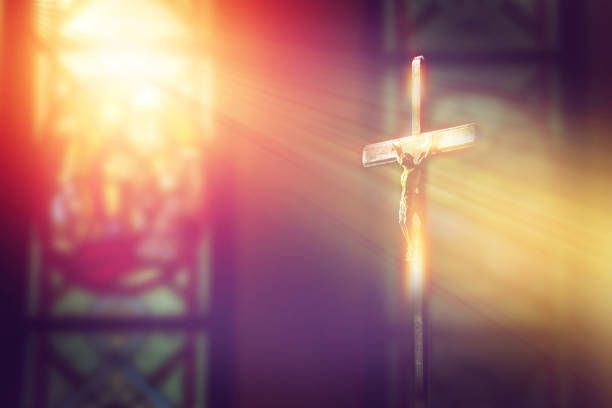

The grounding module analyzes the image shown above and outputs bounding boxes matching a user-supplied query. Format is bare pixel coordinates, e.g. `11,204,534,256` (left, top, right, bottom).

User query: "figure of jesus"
393,141,430,261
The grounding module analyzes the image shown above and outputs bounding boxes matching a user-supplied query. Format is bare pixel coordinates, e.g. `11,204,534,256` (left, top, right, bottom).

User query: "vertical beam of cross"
411,56,423,136
409,55,427,407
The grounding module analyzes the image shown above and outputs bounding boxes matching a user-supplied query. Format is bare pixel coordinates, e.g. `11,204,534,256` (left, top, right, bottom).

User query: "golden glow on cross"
407,213,426,295
411,56,423,136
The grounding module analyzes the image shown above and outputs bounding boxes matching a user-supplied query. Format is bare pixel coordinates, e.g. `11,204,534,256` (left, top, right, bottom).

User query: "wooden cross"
362,56,477,406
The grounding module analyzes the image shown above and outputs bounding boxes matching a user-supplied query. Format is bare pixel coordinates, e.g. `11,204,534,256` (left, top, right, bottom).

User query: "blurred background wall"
2,0,612,407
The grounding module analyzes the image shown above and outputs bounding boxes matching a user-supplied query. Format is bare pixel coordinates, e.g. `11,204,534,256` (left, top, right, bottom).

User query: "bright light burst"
35,0,211,256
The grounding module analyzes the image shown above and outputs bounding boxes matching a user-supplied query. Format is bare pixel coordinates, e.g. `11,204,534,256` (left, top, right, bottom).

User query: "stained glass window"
24,0,214,406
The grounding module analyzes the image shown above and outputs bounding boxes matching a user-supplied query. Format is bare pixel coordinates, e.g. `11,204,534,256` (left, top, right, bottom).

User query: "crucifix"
362,56,477,406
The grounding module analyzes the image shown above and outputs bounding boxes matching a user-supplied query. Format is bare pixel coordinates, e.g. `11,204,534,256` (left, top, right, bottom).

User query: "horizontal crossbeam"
362,123,478,168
